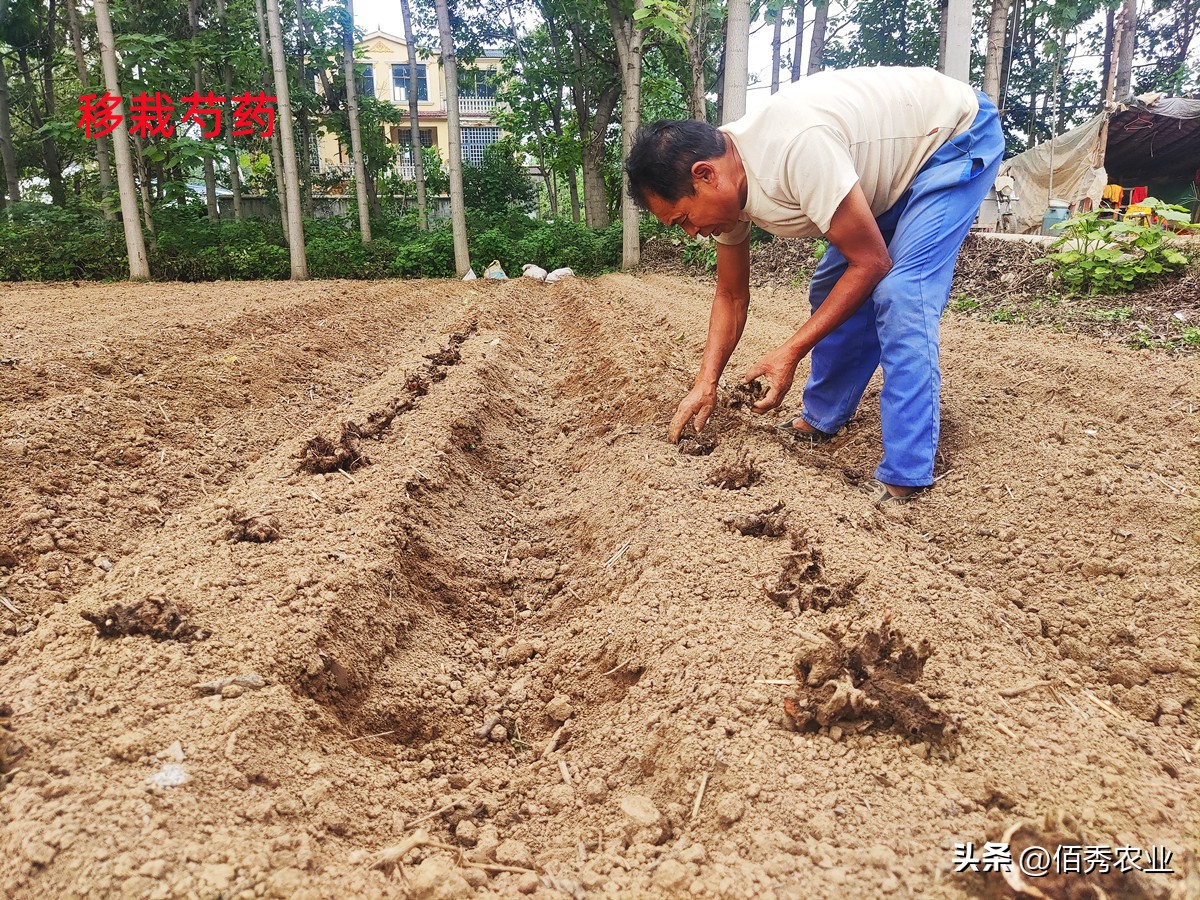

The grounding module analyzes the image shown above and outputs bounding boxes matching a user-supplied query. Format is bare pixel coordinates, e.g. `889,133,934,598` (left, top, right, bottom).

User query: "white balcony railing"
395,164,417,180
458,96,496,115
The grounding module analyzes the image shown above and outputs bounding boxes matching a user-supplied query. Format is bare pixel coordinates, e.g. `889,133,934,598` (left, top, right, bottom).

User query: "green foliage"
949,295,980,313
0,205,622,282
681,237,717,272
1040,199,1192,294
461,139,537,216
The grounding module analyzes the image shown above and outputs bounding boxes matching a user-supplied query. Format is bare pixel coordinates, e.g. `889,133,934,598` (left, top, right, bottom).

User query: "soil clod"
728,378,768,411
677,431,717,456
726,502,789,537
783,618,955,745
82,596,208,642
706,449,762,490
970,814,1169,900
227,510,281,543
0,704,27,785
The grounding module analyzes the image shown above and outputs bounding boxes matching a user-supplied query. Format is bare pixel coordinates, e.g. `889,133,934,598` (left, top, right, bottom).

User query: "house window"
395,127,435,165
459,70,496,99
461,126,500,166
358,63,375,99
392,63,428,103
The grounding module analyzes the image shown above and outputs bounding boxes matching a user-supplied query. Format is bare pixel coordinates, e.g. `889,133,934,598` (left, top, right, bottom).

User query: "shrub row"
0,203,624,281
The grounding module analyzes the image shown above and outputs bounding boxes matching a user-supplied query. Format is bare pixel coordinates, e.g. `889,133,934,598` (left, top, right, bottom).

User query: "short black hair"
625,120,728,210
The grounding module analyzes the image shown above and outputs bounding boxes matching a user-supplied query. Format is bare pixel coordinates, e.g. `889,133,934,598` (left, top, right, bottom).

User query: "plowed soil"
1,275,1197,899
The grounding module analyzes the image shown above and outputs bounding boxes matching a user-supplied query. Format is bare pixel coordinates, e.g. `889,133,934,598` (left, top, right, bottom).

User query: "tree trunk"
1113,0,1136,101
791,0,805,81
187,0,219,218
94,0,149,278
607,0,645,268
218,0,243,219
982,0,1012,104
0,54,22,203
266,0,310,278
723,0,750,121
255,0,290,243
568,168,580,223
686,0,708,118
771,5,783,93
400,0,428,229
67,0,115,217
937,0,949,71
580,84,617,229
343,0,372,241
434,0,471,276
132,133,157,242
807,0,828,74
1100,7,1115,103
18,49,65,207
295,0,313,216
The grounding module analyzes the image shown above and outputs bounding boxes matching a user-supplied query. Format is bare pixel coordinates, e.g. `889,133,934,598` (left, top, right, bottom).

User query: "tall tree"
0,52,20,203
723,0,750,119
94,0,149,279
187,0,219,217
217,0,242,219
434,0,470,276
791,0,806,81
13,1,65,206
982,0,1013,104
399,0,428,228
608,0,647,267
807,0,828,73
66,0,115,217
770,0,783,93
254,0,290,243
1113,0,1136,100
266,0,309,278
342,0,371,241
685,0,709,117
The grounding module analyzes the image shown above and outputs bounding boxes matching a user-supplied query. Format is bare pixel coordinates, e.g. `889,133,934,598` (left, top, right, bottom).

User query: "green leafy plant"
681,237,717,272
1041,198,1191,294
949,295,980,313
1085,306,1133,322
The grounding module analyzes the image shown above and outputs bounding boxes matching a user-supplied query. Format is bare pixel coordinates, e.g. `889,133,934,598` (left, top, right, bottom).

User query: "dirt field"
1,273,1197,899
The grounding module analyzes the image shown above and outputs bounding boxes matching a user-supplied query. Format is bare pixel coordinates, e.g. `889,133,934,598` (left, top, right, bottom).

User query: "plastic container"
1041,200,1070,235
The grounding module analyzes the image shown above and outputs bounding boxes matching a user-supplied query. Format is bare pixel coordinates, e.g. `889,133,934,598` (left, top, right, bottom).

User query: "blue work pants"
799,91,1004,487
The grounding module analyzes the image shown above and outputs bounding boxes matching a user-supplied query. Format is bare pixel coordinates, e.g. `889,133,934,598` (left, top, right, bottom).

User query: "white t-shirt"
714,67,979,244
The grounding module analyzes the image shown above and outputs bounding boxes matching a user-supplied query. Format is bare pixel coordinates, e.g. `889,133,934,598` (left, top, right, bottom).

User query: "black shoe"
775,416,834,444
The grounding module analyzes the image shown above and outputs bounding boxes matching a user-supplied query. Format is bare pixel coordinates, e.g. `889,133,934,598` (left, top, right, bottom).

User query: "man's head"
625,120,746,239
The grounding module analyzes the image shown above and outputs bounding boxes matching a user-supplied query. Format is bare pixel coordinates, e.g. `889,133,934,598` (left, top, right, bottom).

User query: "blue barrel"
1041,201,1070,235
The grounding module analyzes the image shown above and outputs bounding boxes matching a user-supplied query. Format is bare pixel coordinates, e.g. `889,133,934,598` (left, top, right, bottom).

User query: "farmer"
625,66,1003,505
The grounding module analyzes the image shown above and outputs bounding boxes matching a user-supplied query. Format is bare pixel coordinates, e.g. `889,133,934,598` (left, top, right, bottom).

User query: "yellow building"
316,30,504,180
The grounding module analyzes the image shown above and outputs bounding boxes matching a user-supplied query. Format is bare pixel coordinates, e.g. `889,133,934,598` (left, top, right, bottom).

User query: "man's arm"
668,236,752,442
745,182,892,412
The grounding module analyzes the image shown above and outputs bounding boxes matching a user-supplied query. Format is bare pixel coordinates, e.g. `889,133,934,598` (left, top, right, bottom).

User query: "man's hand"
668,382,718,443
743,344,801,413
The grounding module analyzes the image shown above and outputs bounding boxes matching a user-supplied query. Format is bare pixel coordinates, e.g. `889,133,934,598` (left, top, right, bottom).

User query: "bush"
0,203,624,282
1041,199,1191,294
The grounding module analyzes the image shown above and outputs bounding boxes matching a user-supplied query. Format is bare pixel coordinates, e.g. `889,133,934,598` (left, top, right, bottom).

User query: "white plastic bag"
483,260,508,280
462,267,477,281
545,267,575,283
522,264,548,281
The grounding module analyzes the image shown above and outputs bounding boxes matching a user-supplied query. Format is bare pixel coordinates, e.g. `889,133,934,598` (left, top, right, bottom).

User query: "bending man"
625,66,1003,504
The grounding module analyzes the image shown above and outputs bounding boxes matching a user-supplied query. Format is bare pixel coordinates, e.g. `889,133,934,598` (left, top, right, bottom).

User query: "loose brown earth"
0,272,1197,899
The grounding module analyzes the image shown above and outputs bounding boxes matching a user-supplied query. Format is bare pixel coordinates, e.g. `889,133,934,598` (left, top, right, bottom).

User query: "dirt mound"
0,275,1196,898
648,233,1200,351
